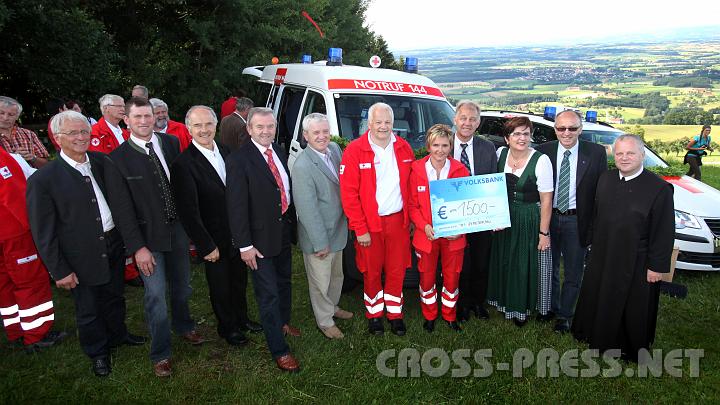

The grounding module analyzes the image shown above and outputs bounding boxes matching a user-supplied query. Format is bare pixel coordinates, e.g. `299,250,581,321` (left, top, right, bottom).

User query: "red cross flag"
369,55,381,68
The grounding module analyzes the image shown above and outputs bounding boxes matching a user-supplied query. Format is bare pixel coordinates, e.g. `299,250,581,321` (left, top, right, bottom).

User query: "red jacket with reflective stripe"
339,131,414,236
0,148,29,240
89,117,129,154
408,155,469,254
164,120,192,151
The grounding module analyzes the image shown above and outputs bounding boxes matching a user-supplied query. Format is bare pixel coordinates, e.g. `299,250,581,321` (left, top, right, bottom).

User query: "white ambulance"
242,49,456,170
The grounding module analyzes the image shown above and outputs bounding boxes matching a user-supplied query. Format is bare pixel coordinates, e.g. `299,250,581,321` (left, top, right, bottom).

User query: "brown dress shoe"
333,309,354,320
282,324,301,337
275,354,300,373
320,325,344,339
153,359,172,377
182,330,209,345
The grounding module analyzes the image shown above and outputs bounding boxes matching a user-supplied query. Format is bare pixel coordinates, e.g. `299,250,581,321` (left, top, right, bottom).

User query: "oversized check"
429,173,510,238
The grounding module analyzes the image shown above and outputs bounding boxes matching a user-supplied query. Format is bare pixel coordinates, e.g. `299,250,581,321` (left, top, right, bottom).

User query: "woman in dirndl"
487,116,553,327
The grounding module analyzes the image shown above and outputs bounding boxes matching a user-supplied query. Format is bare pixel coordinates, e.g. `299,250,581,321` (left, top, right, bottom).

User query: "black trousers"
204,252,250,338
71,228,128,360
251,217,293,359
457,231,492,309
686,155,702,180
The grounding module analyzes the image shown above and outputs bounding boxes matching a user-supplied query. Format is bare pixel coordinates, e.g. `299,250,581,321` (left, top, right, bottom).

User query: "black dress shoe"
446,320,462,332
536,311,555,322
123,333,147,346
242,320,263,333
389,319,406,336
368,318,384,336
92,357,111,377
125,276,144,287
473,305,490,320
225,331,249,346
423,320,435,333
554,319,570,333
456,307,471,323
513,318,527,328
25,330,67,353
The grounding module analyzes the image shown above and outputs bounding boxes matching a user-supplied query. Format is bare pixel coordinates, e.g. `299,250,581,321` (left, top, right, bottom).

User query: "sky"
364,0,720,51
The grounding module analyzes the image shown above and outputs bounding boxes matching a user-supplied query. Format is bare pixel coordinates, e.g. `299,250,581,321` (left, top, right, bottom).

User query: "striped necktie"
557,149,571,213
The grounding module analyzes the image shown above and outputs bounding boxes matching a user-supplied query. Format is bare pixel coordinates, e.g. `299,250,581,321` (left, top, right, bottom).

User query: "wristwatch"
539,230,549,236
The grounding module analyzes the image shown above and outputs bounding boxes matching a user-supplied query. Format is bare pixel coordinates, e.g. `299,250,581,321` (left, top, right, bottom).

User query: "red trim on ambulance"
663,176,702,194
327,79,444,97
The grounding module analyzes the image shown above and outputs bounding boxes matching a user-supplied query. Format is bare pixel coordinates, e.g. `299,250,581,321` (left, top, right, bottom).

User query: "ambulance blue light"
404,57,418,73
585,110,598,123
328,48,343,66
544,106,557,121
302,54,312,64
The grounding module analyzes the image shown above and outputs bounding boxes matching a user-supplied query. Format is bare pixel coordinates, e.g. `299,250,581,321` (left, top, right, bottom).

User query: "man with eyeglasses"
26,111,147,376
536,110,607,333
89,94,129,154
451,100,498,323
89,94,142,286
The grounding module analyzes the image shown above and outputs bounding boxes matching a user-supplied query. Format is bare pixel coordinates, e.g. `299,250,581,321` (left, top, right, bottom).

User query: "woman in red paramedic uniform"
408,124,469,332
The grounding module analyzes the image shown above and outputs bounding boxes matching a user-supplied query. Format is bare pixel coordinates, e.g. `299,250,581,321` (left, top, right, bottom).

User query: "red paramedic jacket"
408,155,469,254
89,117,130,154
339,131,414,237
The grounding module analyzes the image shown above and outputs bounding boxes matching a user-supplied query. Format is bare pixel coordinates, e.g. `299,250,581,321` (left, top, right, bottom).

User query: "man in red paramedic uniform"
150,98,192,152
339,102,413,336
0,147,65,351
89,94,141,286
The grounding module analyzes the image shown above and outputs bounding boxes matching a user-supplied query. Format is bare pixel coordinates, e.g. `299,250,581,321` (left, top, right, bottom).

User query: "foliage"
0,0,398,122
330,135,349,150
653,76,713,88
663,108,716,125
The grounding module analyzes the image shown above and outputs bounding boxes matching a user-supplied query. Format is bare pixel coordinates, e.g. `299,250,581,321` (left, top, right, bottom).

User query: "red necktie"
264,148,288,214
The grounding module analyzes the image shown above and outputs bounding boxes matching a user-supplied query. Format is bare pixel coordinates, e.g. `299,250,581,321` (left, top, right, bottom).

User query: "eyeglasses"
510,132,531,138
555,127,580,133
107,104,125,108
58,130,90,137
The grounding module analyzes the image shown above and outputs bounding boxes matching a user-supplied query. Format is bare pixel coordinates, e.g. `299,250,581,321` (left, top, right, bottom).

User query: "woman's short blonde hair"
425,124,454,150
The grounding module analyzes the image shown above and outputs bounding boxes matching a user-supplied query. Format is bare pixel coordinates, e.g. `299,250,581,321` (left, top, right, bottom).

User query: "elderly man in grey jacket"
291,113,353,339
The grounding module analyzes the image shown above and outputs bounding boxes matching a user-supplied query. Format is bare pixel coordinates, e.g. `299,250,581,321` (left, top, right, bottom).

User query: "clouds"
365,0,719,50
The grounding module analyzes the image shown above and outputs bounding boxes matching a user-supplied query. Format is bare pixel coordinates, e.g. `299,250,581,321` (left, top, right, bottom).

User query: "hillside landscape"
414,39,720,142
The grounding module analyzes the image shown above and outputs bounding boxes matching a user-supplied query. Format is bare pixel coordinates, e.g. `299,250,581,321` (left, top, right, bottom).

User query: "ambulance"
242,48,456,171
243,49,455,288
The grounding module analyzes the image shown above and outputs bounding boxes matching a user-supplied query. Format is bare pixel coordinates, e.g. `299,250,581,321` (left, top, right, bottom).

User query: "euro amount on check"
429,173,510,238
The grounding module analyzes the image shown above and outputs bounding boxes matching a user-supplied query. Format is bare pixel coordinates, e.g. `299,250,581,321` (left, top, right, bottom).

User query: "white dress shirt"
309,146,337,178
130,133,171,179
10,153,36,179
193,140,226,184
553,141,580,209
425,158,450,181
369,133,403,216
453,135,474,175
59,151,115,232
106,121,126,146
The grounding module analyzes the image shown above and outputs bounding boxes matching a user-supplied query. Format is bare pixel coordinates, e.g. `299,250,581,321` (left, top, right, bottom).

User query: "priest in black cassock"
571,134,674,362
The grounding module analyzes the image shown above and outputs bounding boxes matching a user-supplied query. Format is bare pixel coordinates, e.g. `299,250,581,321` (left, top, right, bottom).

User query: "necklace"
508,150,530,169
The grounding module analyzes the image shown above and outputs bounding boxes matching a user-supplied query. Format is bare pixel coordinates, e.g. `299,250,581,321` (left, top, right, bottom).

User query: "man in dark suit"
452,100,498,322
219,97,253,151
105,97,206,378
26,111,146,377
171,105,261,347
535,109,607,333
226,107,300,373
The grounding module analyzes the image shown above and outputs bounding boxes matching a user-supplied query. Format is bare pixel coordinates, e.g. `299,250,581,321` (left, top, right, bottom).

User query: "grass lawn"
641,125,701,141
3,178,720,403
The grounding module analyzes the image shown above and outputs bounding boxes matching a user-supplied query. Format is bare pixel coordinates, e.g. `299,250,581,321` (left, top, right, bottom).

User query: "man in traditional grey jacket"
291,113,353,339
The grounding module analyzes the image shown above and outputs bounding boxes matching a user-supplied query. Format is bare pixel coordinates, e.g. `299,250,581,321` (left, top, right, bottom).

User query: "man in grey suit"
291,113,353,339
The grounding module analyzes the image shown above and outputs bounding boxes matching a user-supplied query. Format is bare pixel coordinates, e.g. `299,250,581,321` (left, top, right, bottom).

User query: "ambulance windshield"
334,94,456,149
